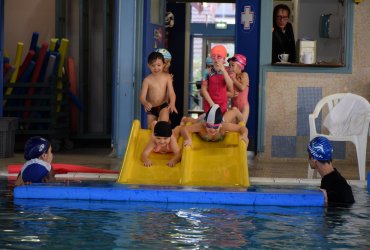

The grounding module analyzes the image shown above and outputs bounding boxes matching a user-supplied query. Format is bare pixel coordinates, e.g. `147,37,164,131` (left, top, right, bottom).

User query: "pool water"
1,179,370,249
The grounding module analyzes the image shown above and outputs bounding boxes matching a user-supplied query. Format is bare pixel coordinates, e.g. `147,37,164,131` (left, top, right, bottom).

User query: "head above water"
307,136,333,161
204,104,223,126
154,121,173,138
148,51,165,64
154,48,172,60
24,136,50,160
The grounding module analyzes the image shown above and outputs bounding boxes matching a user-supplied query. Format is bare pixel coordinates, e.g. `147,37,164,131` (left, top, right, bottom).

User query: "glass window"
191,2,235,24
272,0,349,66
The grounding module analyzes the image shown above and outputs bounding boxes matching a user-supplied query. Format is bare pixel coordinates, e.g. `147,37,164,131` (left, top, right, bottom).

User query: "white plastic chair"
307,93,370,180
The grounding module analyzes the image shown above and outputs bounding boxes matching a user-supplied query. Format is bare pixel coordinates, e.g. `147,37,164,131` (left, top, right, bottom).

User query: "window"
272,0,351,67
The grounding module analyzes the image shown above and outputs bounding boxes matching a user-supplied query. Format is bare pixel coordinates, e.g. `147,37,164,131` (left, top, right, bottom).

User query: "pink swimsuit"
202,69,228,114
231,74,249,111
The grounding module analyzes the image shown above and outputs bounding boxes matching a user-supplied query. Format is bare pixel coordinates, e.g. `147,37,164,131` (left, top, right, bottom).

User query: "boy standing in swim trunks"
201,45,233,114
141,121,181,167
140,52,178,128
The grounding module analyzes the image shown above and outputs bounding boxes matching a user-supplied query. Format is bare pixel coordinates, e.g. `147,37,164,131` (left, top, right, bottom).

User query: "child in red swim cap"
201,45,233,115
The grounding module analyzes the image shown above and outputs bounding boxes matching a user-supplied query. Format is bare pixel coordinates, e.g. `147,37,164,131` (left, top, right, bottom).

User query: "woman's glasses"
206,123,220,129
276,15,289,20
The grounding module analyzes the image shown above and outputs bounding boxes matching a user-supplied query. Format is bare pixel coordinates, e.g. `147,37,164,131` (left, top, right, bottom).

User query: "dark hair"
273,4,291,19
148,52,164,64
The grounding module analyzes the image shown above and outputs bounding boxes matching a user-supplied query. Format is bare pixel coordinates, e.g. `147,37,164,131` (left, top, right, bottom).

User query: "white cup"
303,52,313,64
278,53,289,63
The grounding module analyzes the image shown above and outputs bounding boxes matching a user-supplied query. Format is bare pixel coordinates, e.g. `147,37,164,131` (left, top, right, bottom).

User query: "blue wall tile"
272,136,296,158
297,87,322,136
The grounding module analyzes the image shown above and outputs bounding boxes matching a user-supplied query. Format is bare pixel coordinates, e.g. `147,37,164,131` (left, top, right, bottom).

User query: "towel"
323,93,370,136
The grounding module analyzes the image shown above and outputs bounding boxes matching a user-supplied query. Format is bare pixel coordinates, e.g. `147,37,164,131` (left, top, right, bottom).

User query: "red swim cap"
210,45,227,59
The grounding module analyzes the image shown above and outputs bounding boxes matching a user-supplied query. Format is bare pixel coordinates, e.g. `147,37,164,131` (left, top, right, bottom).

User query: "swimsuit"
147,102,169,118
202,68,228,114
231,74,249,111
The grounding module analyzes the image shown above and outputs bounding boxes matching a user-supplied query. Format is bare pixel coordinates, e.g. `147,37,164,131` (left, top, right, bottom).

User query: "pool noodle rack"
2,75,71,151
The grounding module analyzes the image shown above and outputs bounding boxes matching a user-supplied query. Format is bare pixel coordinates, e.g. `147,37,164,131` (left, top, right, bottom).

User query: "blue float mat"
14,183,324,207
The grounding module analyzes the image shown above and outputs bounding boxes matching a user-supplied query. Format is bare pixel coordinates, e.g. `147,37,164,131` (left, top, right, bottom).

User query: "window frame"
260,0,354,74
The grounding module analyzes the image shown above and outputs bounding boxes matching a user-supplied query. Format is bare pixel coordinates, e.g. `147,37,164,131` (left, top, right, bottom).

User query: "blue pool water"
1,179,370,249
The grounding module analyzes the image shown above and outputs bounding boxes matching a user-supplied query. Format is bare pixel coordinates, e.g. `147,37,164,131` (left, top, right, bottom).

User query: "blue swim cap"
307,136,333,161
24,136,50,160
154,48,172,60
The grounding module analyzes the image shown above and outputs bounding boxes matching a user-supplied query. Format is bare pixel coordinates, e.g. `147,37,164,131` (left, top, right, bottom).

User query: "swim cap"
228,54,247,70
210,45,227,59
24,136,50,160
21,159,52,183
307,136,333,161
204,104,223,125
154,48,172,60
206,57,213,65
154,121,173,137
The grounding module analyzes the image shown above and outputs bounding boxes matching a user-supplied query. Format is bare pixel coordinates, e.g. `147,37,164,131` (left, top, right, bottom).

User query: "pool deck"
1,147,368,187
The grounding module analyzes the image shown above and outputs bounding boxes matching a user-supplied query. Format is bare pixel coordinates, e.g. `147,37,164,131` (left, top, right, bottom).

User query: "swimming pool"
1,179,370,249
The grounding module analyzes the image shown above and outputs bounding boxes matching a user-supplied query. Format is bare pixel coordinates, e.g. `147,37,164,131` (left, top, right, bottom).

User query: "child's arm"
181,123,203,147
200,80,215,107
141,139,155,167
140,78,152,111
167,75,178,114
167,136,181,167
219,64,233,92
222,123,249,144
15,173,24,186
233,72,249,91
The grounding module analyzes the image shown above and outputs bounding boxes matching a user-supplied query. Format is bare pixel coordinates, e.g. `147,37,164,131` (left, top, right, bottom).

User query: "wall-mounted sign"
241,5,255,31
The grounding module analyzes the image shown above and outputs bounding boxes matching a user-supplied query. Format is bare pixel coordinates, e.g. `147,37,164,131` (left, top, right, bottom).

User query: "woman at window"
272,4,296,63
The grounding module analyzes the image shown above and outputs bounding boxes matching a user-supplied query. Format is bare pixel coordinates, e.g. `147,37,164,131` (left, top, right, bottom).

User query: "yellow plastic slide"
117,120,249,187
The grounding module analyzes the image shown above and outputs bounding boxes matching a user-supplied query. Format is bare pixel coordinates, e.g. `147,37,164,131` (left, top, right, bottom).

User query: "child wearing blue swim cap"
307,136,354,206
154,48,172,73
15,136,56,186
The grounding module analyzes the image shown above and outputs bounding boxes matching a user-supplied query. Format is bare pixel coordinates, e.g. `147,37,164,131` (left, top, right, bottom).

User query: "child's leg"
223,107,242,124
158,107,170,122
241,105,250,124
180,116,198,125
147,114,157,129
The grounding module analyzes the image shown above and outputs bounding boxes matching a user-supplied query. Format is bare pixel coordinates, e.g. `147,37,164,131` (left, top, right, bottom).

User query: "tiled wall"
261,2,370,162
270,87,346,159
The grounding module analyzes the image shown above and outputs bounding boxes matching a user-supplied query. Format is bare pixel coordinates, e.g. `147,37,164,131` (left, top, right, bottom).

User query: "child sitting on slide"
140,52,177,128
141,121,182,167
15,136,56,186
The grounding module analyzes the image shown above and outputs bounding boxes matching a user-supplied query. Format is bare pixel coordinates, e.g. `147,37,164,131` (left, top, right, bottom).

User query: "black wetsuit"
321,168,355,205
